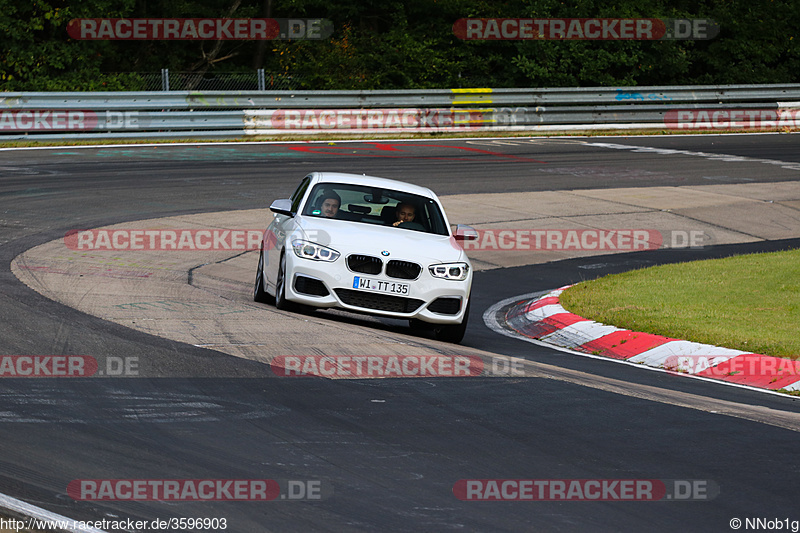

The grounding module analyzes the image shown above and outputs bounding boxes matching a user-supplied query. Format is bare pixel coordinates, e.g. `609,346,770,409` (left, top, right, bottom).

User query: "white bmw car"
254,172,477,343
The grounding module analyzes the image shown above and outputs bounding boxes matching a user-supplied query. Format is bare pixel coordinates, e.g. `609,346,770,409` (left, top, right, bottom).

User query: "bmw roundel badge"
381,250,390,256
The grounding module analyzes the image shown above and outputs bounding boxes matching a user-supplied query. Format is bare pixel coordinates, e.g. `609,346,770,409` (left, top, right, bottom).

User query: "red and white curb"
486,286,800,394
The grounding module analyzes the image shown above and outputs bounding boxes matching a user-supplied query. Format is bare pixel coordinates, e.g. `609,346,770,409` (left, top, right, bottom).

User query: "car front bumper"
284,254,471,325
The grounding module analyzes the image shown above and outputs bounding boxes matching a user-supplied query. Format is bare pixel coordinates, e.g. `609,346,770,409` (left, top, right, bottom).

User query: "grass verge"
559,249,800,359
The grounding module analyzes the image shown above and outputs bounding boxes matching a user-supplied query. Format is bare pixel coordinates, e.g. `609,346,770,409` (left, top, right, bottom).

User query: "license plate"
352,276,409,295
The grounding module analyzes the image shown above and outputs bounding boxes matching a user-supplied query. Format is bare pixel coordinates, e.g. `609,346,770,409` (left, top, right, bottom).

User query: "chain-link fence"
99,70,303,91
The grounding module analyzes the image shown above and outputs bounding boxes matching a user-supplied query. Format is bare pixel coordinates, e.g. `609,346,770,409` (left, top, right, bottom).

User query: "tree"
1,0,798,91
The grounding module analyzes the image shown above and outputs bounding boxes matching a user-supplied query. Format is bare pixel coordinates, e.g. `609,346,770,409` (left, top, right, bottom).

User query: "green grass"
559,249,800,359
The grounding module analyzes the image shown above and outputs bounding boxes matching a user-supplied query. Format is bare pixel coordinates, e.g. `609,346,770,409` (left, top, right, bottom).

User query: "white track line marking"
0,492,106,533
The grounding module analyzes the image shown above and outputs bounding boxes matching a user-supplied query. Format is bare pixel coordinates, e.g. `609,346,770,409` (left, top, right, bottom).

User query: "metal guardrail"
1,84,799,140
5,84,800,109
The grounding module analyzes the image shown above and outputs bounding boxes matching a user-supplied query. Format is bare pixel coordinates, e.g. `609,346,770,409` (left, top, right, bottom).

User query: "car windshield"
302,183,449,236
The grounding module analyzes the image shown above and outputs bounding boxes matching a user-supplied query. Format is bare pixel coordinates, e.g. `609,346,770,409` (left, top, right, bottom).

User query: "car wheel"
433,298,470,344
275,251,291,310
275,251,314,313
253,250,272,303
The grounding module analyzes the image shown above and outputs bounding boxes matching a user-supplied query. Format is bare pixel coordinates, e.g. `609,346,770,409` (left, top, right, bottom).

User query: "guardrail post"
258,69,265,91
161,69,170,91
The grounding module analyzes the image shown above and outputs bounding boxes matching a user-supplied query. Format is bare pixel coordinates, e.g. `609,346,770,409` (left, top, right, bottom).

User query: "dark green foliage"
1,0,798,90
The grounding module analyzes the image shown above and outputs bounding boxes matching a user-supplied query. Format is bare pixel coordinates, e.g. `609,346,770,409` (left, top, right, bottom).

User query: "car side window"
290,177,311,213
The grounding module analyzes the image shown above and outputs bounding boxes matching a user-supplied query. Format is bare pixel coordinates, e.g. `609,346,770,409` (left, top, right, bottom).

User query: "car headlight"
429,262,470,281
292,240,340,262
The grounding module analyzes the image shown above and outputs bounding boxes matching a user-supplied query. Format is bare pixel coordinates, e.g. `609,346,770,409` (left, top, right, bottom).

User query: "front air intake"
335,289,424,314
386,260,421,280
347,254,383,275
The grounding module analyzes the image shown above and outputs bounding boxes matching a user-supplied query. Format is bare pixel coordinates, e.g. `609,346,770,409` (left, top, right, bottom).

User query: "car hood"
292,216,469,264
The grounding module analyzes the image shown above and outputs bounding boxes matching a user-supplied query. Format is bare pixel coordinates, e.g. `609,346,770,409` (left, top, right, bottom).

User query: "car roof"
310,172,438,199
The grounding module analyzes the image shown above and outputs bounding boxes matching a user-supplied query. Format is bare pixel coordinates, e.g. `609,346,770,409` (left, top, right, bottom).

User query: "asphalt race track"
1,135,800,532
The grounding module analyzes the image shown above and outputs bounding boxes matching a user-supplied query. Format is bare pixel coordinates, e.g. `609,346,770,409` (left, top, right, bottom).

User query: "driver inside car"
392,202,416,227
389,202,426,231
317,191,341,218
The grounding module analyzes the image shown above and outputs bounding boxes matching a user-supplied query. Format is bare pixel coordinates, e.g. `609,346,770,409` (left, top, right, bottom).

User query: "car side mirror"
269,199,295,217
454,224,478,241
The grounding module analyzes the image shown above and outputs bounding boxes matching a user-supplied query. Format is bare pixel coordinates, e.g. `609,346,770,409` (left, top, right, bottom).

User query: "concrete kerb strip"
9,179,800,375
488,287,800,395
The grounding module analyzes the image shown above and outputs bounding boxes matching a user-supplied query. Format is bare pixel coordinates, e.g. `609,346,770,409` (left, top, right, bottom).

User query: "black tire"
253,250,272,303
433,298,470,344
274,252,313,313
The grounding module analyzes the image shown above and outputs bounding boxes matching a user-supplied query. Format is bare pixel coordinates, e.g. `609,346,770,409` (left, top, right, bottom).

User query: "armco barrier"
1,84,799,140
